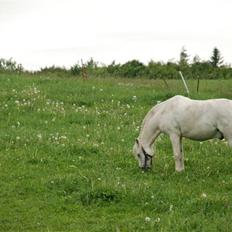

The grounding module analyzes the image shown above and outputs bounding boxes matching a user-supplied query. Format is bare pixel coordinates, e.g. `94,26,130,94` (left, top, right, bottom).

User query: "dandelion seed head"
201,193,207,198
145,217,151,222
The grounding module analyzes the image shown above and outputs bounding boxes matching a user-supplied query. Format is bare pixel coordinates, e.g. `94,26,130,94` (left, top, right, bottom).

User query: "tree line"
1,47,232,79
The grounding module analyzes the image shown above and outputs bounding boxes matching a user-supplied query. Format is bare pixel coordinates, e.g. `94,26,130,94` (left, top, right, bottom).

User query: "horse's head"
133,139,153,170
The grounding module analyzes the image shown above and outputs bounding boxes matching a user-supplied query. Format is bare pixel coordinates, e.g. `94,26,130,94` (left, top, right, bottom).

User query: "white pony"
133,95,232,171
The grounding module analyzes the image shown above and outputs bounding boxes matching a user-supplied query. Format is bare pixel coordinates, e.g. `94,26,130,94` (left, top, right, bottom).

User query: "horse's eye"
137,154,141,158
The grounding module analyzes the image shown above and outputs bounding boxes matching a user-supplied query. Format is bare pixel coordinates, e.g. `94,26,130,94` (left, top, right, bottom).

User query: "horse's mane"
140,102,162,135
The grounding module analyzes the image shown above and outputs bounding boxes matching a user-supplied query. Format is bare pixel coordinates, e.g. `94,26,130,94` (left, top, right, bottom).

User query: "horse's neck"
139,118,156,148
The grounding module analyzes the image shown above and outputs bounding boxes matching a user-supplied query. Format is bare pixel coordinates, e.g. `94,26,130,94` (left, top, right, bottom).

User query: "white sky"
0,0,231,70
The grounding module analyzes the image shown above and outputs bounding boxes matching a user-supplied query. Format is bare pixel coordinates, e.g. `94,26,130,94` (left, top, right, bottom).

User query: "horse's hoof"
176,168,185,172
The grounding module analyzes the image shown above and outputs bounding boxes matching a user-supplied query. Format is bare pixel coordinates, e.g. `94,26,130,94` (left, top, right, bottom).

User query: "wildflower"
60,135,67,140
169,204,173,211
201,193,207,198
145,217,151,222
37,134,42,140
155,217,161,223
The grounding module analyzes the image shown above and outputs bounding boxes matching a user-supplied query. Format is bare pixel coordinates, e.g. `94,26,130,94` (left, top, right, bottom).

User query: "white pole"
179,71,190,96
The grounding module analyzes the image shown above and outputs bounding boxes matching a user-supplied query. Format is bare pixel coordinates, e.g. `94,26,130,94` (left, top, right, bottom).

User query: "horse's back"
155,95,232,139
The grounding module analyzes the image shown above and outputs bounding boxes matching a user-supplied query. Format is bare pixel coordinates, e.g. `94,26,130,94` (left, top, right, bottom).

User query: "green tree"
119,60,146,77
179,46,189,67
210,47,223,67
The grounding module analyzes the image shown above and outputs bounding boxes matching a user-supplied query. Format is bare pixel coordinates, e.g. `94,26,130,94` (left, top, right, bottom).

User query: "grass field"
1,73,232,231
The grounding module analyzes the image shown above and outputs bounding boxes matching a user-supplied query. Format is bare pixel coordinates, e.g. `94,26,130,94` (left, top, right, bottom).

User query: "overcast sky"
0,0,231,70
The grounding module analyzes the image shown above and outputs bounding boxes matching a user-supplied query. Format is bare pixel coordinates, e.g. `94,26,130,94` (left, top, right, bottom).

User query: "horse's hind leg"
220,127,232,147
228,138,232,147
169,133,184,172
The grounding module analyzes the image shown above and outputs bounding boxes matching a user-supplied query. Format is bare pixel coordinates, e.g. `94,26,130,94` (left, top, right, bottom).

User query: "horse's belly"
182,128,217,141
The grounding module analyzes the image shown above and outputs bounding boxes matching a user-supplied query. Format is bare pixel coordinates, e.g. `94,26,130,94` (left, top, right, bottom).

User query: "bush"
0,58,24,73
70,63,81,76
37,66,70,77
119,60,146,77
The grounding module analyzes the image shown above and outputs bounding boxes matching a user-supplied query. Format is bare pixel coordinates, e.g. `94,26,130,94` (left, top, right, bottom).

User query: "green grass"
1,73,232,231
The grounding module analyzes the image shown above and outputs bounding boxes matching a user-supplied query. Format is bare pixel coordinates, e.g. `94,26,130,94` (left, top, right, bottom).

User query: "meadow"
0,73,232,231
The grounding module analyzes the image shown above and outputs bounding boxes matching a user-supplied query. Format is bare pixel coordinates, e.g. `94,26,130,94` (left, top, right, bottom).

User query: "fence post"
179,71,190,96
197,76,200,93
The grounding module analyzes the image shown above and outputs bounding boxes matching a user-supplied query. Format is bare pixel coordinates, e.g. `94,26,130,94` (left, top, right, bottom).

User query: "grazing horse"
133,95,232,171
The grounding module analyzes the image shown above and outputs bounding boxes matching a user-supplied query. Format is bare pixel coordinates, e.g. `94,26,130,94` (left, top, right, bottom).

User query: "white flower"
169,204,173,211
60,135,67,140
201,193,207,198
145,217,151,222
37,134,42,140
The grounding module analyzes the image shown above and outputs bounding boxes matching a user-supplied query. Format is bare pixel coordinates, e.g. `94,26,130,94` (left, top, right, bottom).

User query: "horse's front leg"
169,134,184,172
